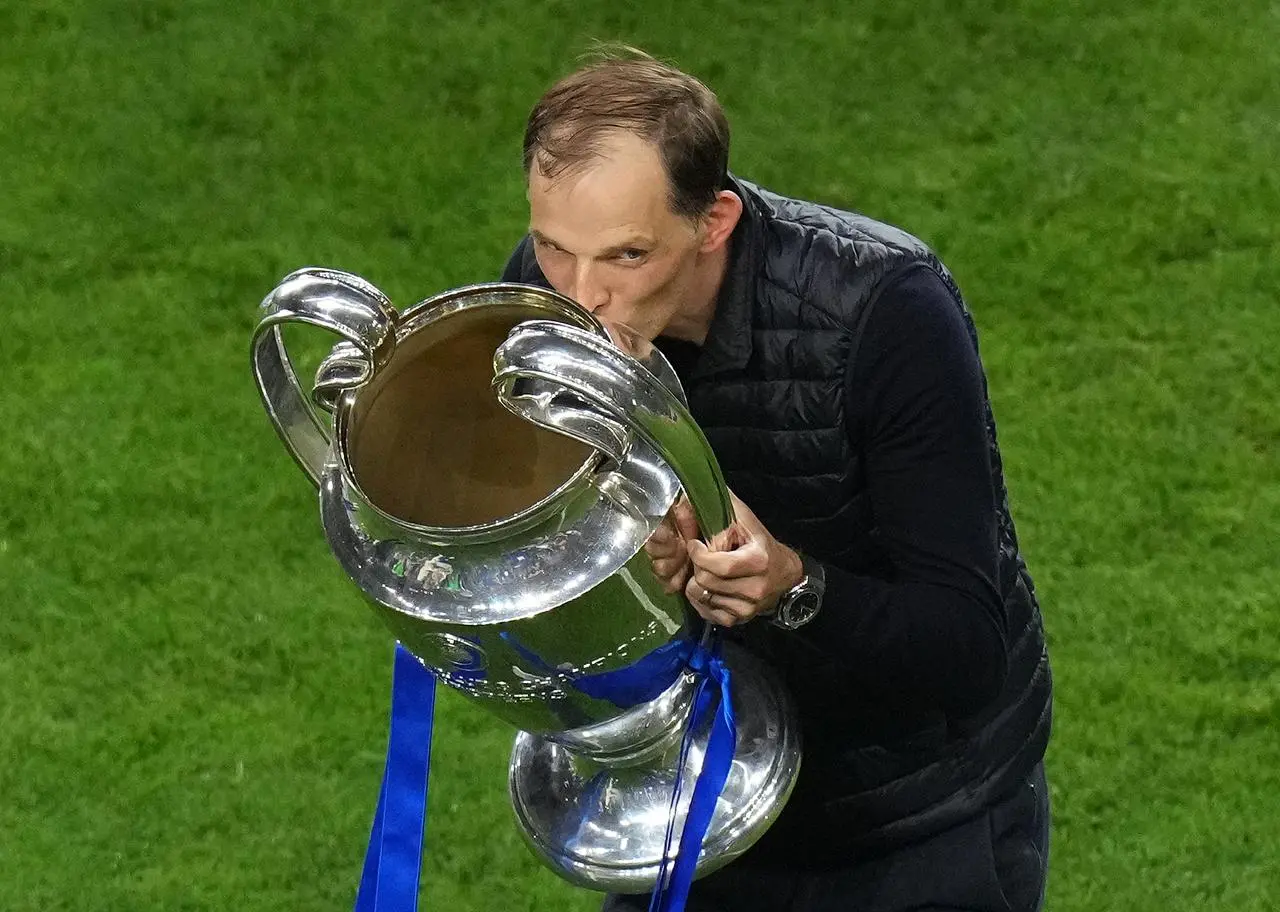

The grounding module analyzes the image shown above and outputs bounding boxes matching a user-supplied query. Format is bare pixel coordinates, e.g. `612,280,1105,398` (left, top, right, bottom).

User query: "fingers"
657,563,690,595
644,508,686,555
648,552,685,576
684,577,758,627
687,536,767,579
688,571,774,607
650,493,770,612
665,498,743,553
706,522,746,553
676,490,779,627
684,536,776,606
697,604,746,627
672,497,699,543
644,525,679,558
647,541,690,593
645,513,691,594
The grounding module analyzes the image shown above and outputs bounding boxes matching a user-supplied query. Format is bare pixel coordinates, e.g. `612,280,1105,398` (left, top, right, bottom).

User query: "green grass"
2,0,1277,909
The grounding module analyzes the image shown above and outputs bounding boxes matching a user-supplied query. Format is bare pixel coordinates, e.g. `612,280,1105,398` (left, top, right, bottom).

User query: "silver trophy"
251,268,800,892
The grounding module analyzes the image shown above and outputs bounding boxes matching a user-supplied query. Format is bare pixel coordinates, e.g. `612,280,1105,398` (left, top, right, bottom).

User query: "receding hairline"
528,124,659,176
522,51,730,219
526,125,713,222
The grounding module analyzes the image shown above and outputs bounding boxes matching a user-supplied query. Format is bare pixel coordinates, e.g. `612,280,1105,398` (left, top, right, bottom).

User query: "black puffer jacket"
503,175,1052,861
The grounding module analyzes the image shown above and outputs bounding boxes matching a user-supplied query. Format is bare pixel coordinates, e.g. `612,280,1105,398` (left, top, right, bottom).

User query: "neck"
662,243,731,345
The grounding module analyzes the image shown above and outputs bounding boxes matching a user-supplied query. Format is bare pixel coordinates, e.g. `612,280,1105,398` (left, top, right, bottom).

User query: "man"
502,50,1052,912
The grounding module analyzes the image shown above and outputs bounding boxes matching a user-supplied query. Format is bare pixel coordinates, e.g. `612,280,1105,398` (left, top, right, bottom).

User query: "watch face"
781,587,821,628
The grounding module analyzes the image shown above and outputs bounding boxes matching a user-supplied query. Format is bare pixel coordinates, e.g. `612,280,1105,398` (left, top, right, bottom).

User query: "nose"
570,260,609,313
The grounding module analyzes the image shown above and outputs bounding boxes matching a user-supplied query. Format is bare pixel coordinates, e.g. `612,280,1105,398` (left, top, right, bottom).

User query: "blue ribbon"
354,643,437,912
648,635,737,912
500,631,695,709
351,636,735,912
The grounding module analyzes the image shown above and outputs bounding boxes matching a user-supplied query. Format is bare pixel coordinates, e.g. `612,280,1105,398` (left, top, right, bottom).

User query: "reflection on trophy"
250,268,800,893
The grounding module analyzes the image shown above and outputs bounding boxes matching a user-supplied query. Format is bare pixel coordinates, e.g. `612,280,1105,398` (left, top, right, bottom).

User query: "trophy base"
508,643,801,893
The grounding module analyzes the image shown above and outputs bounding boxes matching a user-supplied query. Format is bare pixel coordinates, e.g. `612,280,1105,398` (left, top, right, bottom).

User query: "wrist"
768,547,826,631
763,546,806,618
781,545,805,592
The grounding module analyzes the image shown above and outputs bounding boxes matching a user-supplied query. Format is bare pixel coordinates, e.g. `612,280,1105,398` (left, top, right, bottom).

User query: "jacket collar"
681,173,761,381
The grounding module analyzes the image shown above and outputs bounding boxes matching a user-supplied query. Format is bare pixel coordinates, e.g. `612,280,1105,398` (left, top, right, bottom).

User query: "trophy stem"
543,668,700,768
507,643,800,894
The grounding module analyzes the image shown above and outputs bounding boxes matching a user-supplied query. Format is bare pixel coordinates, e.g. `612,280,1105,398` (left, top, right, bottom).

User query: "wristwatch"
769,549,826,630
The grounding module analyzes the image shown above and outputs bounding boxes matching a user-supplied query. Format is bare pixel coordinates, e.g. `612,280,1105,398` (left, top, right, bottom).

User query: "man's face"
527,131,707,341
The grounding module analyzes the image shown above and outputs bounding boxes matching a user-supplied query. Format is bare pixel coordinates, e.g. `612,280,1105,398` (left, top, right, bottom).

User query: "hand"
643,497,699,595
685,491,805,627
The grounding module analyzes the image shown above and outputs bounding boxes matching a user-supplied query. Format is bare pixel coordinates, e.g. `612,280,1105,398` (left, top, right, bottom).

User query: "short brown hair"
522,48,730,219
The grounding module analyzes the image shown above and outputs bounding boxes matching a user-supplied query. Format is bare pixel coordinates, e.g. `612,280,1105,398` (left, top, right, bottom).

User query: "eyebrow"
529,229,657,256
602,239,655,257
528,229,560,246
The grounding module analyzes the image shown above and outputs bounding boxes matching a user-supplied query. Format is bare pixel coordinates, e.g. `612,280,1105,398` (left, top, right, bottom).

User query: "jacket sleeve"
784,265,1010,718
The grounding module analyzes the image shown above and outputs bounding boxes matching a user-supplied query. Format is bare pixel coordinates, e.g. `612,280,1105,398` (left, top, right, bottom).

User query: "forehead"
528,132,691,248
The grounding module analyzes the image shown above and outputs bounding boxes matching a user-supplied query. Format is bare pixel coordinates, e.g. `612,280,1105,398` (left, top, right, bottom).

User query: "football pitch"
2,1,1277,909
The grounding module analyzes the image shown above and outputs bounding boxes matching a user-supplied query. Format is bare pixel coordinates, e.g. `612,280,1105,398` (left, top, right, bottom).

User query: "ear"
698,190,743,254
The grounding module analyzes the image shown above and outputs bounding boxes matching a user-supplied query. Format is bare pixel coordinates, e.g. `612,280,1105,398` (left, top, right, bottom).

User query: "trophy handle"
493,320,734,538
251,267,398,487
